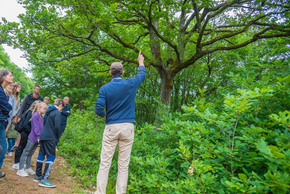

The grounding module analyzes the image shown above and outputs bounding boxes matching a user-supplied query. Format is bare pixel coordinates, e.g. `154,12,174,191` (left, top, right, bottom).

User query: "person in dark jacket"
0,68,14,178
35,99,64,187
60,97,71,134
18,85,43,118
12,100,42,170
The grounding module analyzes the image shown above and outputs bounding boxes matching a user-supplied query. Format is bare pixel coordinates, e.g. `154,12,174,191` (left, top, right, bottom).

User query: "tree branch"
40,48,97,63
132,32,150,45
207,32,290,54
192,0,201,33
201,14,272,47
108,33,139,53
138,1,180,61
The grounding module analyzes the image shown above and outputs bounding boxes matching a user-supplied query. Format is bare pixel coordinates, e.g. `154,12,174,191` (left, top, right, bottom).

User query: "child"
35,99,63,187
16,102,47,177
12,100,41,170
5,116,19,156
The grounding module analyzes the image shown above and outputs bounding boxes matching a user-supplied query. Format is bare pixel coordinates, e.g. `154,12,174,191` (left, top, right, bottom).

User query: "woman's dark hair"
0,68,13,85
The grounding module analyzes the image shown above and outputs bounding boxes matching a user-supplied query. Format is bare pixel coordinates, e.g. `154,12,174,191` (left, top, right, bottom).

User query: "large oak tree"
1,0,290,105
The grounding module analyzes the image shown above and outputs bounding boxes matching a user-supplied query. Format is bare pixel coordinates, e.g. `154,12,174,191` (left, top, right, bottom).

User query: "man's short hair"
110,62,123,76
54,99,64,107
44,97,49,100
63,97,69,100
34,85,40,88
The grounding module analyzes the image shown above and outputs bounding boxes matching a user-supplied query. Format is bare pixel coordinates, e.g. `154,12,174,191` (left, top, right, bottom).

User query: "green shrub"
58,72,290,193
58,110,104,189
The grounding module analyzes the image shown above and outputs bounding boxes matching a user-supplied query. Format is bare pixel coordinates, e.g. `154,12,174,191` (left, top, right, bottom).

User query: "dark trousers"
61,124,66,135
14,131,29,164
36,140,57,180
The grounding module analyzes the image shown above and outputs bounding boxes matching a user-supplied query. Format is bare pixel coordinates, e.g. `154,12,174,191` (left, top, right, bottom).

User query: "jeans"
0,144,2,156
0,121,7,169
19,139,38,170
7,138,16,153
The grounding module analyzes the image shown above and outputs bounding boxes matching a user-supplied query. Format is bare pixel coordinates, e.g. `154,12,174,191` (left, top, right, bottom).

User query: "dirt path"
0,148,86,194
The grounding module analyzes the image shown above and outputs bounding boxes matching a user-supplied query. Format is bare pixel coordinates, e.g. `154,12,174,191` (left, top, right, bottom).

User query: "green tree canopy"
1,0,289,105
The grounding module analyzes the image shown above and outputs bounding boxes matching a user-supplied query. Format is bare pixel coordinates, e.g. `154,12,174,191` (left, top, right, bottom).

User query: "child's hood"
45,106,58,117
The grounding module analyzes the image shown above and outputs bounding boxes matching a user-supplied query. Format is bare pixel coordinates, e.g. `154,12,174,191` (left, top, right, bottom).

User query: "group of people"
0,69,71,188
1,51,145,193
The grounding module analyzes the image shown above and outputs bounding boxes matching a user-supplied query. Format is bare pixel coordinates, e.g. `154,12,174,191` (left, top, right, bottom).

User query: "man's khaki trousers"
95,123,134,194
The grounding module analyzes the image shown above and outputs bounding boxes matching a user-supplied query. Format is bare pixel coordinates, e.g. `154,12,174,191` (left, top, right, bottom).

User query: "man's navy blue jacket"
94,66,146,124
0,85,12,121
61,104,71,125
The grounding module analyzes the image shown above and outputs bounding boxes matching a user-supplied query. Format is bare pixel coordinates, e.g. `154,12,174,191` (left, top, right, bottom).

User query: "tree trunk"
157,67,175,106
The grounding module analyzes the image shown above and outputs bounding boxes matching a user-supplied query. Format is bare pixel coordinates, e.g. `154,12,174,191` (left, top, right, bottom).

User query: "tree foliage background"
0,45,33,98
1,0,289,107
1,0,290,193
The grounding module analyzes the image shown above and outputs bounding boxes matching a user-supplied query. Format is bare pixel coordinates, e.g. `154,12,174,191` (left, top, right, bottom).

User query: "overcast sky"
0,0,31,76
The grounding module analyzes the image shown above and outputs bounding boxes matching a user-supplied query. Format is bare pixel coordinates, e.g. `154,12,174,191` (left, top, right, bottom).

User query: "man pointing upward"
94,51,146,194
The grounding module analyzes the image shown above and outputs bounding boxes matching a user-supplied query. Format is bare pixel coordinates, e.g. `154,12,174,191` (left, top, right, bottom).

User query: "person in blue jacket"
0,68,14,178
94,51,146,194
60,96,71,134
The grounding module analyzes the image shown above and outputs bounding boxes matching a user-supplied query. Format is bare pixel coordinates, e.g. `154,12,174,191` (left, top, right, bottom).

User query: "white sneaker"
12,163,26,170
16,169,28,177
25,168,36,175
12,163,19,170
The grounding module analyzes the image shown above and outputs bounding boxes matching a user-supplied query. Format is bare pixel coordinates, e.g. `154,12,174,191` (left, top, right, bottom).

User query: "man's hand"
37,139,40,144
138,51,144,66
66,111,70,113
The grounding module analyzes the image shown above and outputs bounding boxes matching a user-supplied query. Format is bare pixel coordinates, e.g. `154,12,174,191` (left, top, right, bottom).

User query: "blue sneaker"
33,175,42,182
39,179,56,188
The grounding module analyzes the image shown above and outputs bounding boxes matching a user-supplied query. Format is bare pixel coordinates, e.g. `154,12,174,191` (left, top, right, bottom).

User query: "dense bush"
58,110,104,188
58,61,290,193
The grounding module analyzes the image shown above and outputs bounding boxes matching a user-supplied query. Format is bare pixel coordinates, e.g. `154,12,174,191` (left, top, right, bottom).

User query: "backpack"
14,110,31,133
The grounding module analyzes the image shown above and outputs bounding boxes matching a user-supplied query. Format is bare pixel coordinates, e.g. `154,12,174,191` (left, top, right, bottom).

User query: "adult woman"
10,82,22,150
4,83,16,156
5,83,15,129
0,68,14,178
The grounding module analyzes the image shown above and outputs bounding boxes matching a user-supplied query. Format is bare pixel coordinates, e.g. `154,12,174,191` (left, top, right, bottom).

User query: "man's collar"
111,76,123,81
